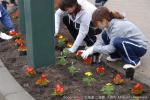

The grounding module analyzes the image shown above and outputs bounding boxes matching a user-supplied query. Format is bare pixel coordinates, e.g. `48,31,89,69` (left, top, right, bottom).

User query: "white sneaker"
106,56,121,62
0,32,13,40
123,61,141,69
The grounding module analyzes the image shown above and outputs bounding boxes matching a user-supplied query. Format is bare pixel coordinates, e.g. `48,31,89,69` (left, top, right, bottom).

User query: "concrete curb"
0,59,35,100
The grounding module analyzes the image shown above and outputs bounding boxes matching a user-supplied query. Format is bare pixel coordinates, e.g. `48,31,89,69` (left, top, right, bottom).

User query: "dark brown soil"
1,39,150,100
0,10,150,100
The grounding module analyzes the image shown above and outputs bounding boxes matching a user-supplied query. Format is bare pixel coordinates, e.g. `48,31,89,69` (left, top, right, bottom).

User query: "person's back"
79,0,97,16
107,19,148,49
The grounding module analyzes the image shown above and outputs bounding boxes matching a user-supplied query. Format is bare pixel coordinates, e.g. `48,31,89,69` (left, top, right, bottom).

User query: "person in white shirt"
55,0,101,53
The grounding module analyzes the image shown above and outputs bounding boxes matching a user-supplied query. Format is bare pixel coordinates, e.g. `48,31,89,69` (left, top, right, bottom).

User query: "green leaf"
58,56,68,65
82,77,96,86
68,65,79,76
58,39,66,46
100,84,114,96
62,48,70,57
99,73,104,77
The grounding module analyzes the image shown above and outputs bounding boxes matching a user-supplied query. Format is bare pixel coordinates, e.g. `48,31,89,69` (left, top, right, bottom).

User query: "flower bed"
0,13,149,100
0,38,150,100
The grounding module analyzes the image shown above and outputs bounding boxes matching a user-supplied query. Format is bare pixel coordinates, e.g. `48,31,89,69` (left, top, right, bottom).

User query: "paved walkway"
0,60,35,100
88,0,150,86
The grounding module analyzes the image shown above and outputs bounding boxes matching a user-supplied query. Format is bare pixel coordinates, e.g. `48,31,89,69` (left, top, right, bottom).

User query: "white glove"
81,46,94,59
68,47,76,53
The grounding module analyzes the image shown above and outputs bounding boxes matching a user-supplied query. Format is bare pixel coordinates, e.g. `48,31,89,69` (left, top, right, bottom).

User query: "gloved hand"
81,46,94,59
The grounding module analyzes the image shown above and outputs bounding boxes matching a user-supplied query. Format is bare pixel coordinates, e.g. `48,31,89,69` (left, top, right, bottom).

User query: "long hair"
92,7,124,23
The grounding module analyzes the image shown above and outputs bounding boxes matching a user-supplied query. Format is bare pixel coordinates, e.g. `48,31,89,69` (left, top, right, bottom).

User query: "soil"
0,10,150,100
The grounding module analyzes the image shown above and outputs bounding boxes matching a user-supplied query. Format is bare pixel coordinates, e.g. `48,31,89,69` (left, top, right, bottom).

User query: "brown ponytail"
110,11,124,19
92,7,124,23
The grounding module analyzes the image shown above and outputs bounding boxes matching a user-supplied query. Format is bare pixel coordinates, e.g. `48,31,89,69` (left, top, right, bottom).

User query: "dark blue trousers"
0,4,14,31
102,32,147,66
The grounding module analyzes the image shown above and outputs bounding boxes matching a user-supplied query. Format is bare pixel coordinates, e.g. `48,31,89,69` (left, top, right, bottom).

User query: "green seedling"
100,83,114,96
68,62,79,76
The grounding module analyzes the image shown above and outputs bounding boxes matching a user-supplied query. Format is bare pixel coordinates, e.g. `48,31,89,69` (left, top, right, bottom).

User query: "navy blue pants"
102,32,147,66
0,4,14,31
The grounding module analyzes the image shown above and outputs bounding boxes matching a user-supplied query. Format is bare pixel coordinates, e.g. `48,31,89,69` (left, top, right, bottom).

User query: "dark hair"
92,7,124,23
60,0,78,11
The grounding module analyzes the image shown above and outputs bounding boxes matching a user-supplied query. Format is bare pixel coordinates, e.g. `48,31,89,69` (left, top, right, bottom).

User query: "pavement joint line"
4,90,25,97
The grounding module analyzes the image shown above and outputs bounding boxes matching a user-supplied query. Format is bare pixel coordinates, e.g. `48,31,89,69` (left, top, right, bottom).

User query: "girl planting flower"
80,7,148,79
